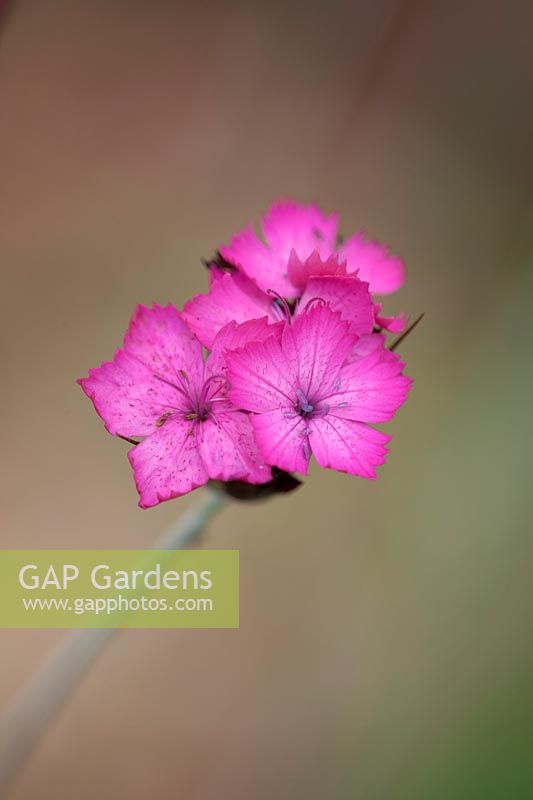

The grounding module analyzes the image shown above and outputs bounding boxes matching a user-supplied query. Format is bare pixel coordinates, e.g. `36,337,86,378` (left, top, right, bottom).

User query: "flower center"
295,388,314,417
183,374,228,423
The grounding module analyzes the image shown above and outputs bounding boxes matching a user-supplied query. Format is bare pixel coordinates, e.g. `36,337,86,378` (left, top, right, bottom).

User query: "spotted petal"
309,417,390,479
207,318,282,375
251,410,311,475
124,303,204,393
323,345,412,423
128,419,208,508
281,305,357,400
198,412,271,484
79,348,188,437
298,275,374,338
226,334,297,413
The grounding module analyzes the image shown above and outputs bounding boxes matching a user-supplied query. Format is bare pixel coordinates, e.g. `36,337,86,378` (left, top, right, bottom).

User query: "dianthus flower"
219,199,405,298
226,305,411,478
79,304,271,507
183,201,406,344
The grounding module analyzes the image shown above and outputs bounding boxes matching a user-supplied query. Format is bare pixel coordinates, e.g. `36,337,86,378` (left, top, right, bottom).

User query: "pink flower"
219,200,405,298
79,304,271,507
183,254,375,349
226,305,411,478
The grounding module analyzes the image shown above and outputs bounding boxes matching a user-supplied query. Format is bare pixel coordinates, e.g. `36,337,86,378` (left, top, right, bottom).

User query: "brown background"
1,1,532,798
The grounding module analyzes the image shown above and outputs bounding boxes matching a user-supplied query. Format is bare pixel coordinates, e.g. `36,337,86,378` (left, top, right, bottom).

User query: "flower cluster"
80,200,412,508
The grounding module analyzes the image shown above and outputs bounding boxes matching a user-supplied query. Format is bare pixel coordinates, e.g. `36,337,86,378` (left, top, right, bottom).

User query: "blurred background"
0,0,532,797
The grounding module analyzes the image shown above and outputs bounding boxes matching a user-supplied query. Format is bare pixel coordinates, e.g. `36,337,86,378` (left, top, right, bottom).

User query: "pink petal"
251,410,310,475
309,417,390,479
345,332,399,366
298,275,374,338
261,200,338,265
338,233,405,295
226,335,298,413
79,349,187,438
287,250,348,290
281,305,356,400
182,271,279,349
207,318,282,375
219,224,295,298
323,345,412,423
124,303,204,392
374,304,408,333
198,412,271,484
347,332,387,358
220,200,338,298
128,419,208,508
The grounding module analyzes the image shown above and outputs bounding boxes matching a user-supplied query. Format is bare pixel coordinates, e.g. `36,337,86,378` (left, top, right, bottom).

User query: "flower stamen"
267,289,293,323
296,388,314,416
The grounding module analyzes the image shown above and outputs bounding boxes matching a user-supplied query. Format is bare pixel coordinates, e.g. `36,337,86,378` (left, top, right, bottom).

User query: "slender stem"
0,488,226,797
117,434,140,446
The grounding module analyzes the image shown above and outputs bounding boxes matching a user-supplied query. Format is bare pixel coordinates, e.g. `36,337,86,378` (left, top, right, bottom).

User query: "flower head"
79,304,271,507
79,200,416,508
226,305,411,478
